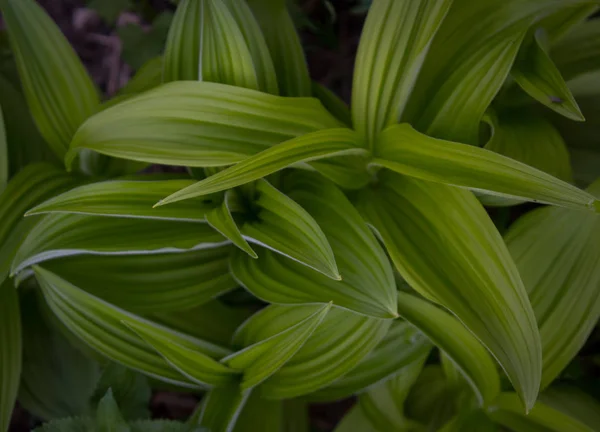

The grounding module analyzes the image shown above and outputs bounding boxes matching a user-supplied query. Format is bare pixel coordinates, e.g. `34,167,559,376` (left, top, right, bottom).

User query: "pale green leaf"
118,57,163,96
356,172,541,410
67,82,341,169
195,383,250,432
232,172,397,318
27,178,219,221
0,279,21,432
487,392,595,431
156,128,365,206
309,321,432,402
311,82,351,127
12,213,226,275
373,123,598,212
240,179,339,279
504,179,600,389
552,19,600,81
33,266,223,388
96,390,129,432
540,387,600,431
236,305,391,398
0,0,100,157
206,190,257,258
223,303,330,390
246,0,311,96
0,103,6,192
352,0,452,144
511,28,584,121
395,291,501,406
164,0,258,90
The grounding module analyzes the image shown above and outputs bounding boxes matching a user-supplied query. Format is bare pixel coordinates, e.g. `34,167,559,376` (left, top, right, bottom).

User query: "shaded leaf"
33,417,94,432
96,389,129,432
439,410,497,432
0,279,21,432
130,420,204,432
311,82,351,127
195,382,250,432
0,103,6,192
552,18,600,81
232,393,283,432
118,57,163,96
540,386,600,431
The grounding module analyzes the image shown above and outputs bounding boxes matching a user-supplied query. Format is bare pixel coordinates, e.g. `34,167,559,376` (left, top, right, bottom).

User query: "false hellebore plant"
1,0,600,430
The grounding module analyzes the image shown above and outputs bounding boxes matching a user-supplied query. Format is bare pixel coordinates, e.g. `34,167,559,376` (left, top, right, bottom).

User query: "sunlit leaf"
356,172,541,410
0,279,21,432
373,123,598,212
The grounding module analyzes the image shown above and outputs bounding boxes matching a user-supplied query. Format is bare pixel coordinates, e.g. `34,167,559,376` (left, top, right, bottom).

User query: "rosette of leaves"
1,0,600,431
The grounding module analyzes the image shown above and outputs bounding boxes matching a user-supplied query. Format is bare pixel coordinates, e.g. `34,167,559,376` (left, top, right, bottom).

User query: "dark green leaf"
0,279,21,432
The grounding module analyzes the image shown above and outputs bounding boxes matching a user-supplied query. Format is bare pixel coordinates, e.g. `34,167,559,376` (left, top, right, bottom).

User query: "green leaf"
130,420,204,432
395,291,501,406
34,266,219,389
352,0,452,144
12,213,226,275
155,128,365,206
537,3,599,43
246,0,311,96
487,392,595,431
195,382,250,432
118,13,173,70
205,191,257,258
240,179,339,279
164,0,258,90
0,103,6,192
33,417,95,432
236,305,391,398
356,172,541,411
27,178,219,221
42,246,237,313
510,28,584,121
67,82,342,169
439,410,497,432
311,82,351,127
552,18,600,81
0,279,21,432
232,172,397,318
504,179,600,389
540,387,600,431
0,0,100,158
223,303,330,390
118,57,163,96
309,320,432,402
96,389,130,432
373,123,598,212
19,289,100,420
231,393,282,432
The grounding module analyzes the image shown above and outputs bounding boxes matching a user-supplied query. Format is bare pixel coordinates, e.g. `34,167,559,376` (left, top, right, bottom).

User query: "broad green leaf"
156,128,365,206
231,393,283,432
164,0,258,90
404,0,590,144
206,191,257,258
118,57,163,96
552,19,600,81
504,179,600,389
309,321,432,402
67,82,341,168
540,387,600,431
34,266,222,388
236,305,391,398
373,123,599,212
12,213,226,275
33,418,95,432
439,410,497,432
334,406,378,432
27,179,219,221
19,290,100,420
356,172,541,410
232,172,397,319
240,179,339,279
0,0,99,157
223,303,330,390
96,390,129,432
510,28,584,121
42,246,236,313
0,103,6,192
123,320,237,388
0,279,21,432
246,0,311,96
309,155,372,190
488,392,595,431
352,0,452,144
312,82,351,127
195,383,250,432
395,291,501,406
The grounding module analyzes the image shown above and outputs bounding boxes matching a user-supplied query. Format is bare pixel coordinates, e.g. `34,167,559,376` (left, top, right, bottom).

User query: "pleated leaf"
246,0,311,96
352,0,452,144
195,383,250,432
395,291,501,406
487,392,595,432
222,303,330,390
232,172,397,319
504,179,600,389
0,279,21,432
356,172,541,410
40,245,237,313
156,128,365,206
27,178,218,221
164,0,258,90
67,81,342,169
552,19,600,81
0,0,100,158
240,179,339,280
34,266,227,388
309,320,432,402
12,214,226,275
373,123,599,212
511,28,584,121
235,305,391,399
